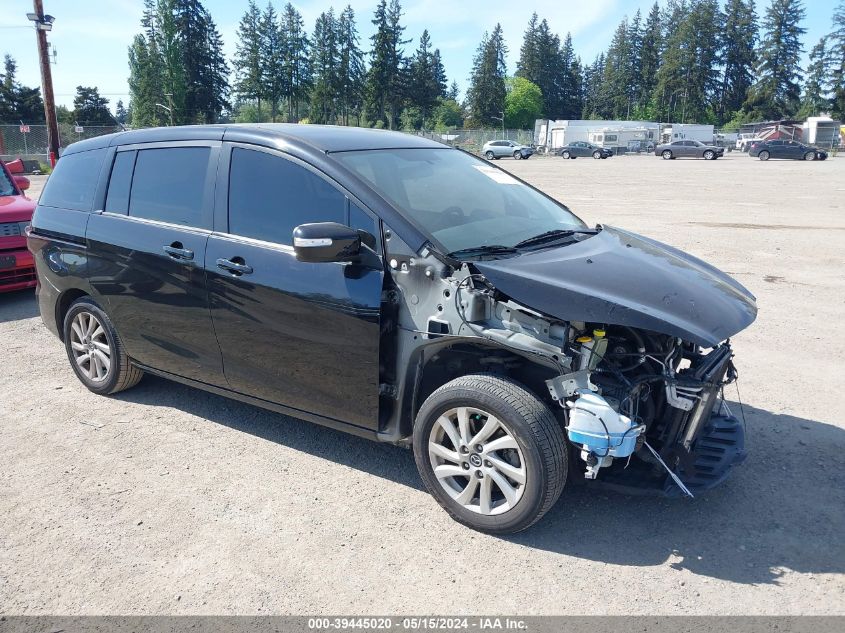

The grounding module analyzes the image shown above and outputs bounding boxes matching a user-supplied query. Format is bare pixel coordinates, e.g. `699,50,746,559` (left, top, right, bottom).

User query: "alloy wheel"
428,406,526,515
69,311,111,382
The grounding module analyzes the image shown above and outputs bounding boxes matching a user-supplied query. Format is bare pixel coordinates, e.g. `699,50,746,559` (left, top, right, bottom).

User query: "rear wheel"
592,151,602,159
759,150,770,161
662,150,673,160
63,297,143,395
485,151,494,160
804,151,816,161
413,374,567,534
703,150,715,160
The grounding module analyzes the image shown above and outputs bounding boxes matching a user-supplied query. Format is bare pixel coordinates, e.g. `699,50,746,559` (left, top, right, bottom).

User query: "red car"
0,159,37,292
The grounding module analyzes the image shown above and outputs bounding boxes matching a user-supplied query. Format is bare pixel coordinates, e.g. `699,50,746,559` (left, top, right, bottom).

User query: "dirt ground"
1,153,843,615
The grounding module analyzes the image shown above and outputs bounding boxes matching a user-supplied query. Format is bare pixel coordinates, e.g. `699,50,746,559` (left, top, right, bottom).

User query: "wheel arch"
393,339,561,440
56,288,90,342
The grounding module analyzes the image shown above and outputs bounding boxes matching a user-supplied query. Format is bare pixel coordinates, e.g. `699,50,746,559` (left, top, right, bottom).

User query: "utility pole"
29,0,60,164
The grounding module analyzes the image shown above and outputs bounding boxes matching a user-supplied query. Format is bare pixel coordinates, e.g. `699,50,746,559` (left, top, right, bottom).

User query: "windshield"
333,148,586,254
0,166,16,197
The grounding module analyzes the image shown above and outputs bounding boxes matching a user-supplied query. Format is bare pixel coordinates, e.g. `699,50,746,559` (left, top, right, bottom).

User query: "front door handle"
163,242,194,261
216,257,253,276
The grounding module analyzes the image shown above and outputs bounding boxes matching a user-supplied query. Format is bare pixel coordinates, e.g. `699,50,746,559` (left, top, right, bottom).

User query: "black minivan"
29,124,757,533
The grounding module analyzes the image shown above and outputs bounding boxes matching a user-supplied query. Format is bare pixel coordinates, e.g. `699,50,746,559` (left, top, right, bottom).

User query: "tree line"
2,0,845,131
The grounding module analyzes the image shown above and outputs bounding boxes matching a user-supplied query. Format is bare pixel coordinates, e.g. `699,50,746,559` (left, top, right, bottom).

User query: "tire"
513,151,522,160
561,151,571,159
758,150,770,161
662,150,673,160
485,151,494,160
63,297,143,395
804,151,815,161
413,374,567,534
592,151,602,159
703,150,715,160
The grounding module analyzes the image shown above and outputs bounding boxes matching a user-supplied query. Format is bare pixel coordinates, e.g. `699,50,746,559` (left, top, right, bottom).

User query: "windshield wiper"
447,244,519,260
513,228,598,250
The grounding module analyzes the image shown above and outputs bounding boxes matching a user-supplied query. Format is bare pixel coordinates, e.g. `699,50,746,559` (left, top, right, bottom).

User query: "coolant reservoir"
566,391,641,459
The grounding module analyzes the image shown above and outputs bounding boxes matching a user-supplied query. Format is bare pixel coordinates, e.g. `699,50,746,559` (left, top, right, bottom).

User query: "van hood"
473,225,757,347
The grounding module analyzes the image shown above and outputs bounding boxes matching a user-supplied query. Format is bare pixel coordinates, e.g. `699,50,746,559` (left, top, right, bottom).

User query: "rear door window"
128,147,211,228
39,148,107,211
227,147,346,245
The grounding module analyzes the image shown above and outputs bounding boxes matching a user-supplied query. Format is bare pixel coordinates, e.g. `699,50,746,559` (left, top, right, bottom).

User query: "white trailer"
588,127,657,153
662,124,715,144
803,116,841,149
537,119,659,152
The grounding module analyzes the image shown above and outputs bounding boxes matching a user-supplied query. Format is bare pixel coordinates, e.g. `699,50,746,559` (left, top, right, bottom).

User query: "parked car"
482,139,534,160
29,125,756,534
655,140,724,160
0,158,37,292
557,142,613,159
748,139,828,161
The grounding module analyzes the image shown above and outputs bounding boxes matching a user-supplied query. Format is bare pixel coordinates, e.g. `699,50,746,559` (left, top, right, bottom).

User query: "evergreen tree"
280,3,311,121
365,0,409,129
516,13,541,84
72,86,113,125
559,34,583,119
337,5,366,126
234,0,265,119
828,1,845,118
637,2,661,115
310,9,340,124
0,54,44,123
798,37,830,117
115,100,128,125
654,0,722,123
407,30,444,126
600,18,633,119
745,0,806,119
582,53,606,118
446,80,459,101
466,24,507,126
128,33,165,127
720,0,758,121
258,1,284,121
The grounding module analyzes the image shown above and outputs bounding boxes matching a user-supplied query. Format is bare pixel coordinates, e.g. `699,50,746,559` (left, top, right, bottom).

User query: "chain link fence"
0,124,123,162
413,129,535,155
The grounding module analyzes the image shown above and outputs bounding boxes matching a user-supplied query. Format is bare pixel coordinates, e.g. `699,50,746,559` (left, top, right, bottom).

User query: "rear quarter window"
39,148,107,211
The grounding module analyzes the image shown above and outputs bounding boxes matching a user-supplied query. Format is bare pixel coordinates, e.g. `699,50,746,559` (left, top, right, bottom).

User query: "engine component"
566,390,645,479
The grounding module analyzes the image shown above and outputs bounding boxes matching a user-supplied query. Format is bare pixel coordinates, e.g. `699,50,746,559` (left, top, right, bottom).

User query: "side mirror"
293,222,365,263
13,175,30,191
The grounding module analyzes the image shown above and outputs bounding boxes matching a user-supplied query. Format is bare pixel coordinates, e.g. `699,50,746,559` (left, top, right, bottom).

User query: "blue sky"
0,0,839,112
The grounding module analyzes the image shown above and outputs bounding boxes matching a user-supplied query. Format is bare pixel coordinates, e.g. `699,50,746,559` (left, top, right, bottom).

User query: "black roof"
62,124,449,252
63,123,446,155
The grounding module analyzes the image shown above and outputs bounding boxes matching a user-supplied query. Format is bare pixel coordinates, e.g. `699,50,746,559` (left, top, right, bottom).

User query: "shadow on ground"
117,374,845,588
0,289,38,323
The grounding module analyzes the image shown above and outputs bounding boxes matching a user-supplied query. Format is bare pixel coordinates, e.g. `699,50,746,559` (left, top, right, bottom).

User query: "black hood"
473,225,757,347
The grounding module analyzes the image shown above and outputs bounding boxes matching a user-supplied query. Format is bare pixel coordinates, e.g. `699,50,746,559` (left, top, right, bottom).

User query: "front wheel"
804,151,816,161
484,151,494,160
703,150,715,160
593,151,602,159
63,297,143,395
413,374,567,534
758,150,770,161
513,151,522,160
662,150,673,160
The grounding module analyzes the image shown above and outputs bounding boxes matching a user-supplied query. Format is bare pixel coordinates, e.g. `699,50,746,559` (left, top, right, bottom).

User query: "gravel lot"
1,153,843,615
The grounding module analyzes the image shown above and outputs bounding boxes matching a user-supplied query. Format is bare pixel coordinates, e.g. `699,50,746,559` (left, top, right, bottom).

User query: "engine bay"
389,256,746,495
